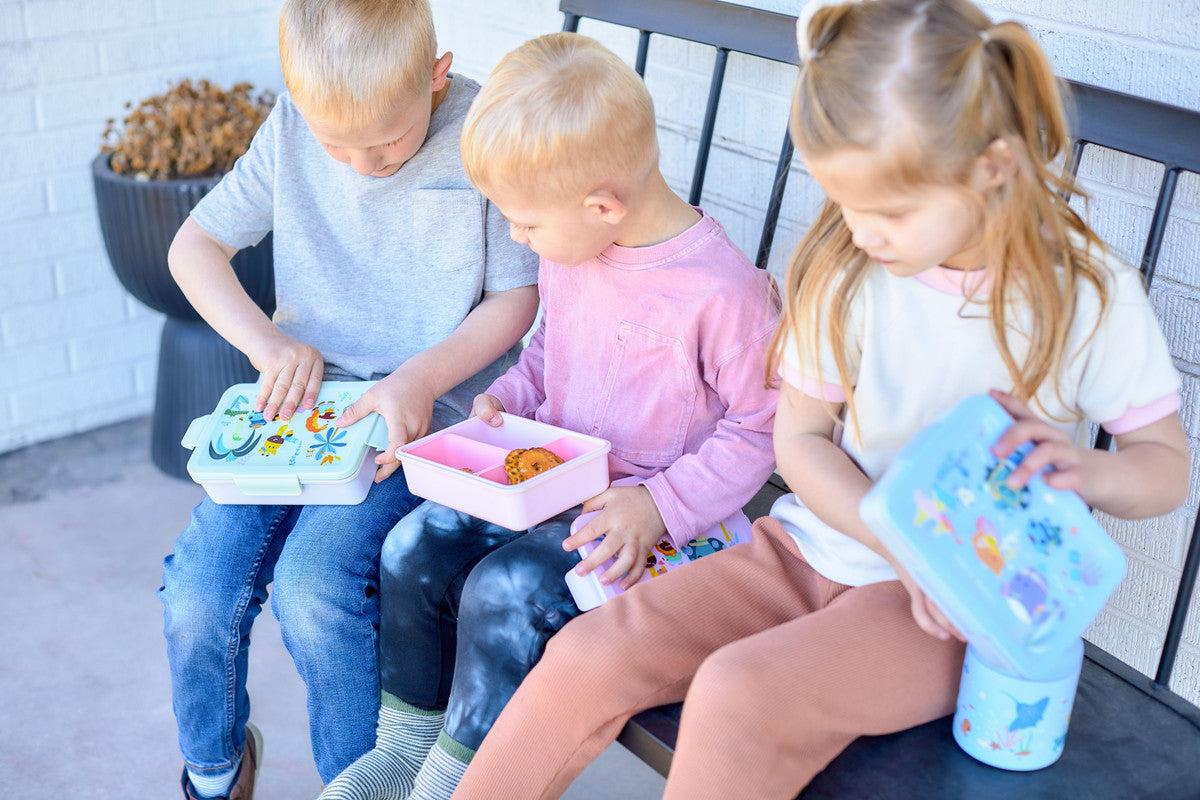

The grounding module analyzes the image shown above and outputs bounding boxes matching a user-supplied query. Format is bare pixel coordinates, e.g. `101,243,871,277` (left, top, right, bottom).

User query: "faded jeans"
159,472,421,783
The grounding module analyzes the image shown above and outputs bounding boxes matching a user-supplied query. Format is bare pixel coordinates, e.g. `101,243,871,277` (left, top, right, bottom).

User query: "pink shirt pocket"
591,321,697,466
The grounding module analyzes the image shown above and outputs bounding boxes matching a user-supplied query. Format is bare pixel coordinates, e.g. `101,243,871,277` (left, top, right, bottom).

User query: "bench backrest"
1065,81,1200,689
559,0,1199,699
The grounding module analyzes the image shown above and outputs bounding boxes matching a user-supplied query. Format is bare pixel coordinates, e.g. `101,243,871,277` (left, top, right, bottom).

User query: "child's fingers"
573,535,620,574
992,417,1068,460
564,519,604,553
302,365,323,411
373,460,401,483
470,394,505,425
1042,467,1083,492
988,387,1034,419
600,544,641,586
262,365,298,421
617,552,648,589
925,598,964,642
1005,440,1075,488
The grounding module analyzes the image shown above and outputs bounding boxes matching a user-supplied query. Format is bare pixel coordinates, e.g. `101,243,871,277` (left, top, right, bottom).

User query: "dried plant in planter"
102,79,275,181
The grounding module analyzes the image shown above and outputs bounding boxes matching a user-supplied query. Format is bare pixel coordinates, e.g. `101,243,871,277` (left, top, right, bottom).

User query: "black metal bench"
560,1,1200,797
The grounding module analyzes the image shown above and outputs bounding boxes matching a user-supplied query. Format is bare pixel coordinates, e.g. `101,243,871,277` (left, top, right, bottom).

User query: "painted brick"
101,21,253,75
0,287,127,347
0,124,100,183
55,252,126,296
1085,609,1160,677
67,316,161,369
0,259,58,312
0,90,35,136
10,363,138,425
1182,372,1200,438
0,43,37,92
0,177,49,223
46,169,96,216
1100,505,1189,570
0,208,100,267
0,4,24,44
155,0,280,23
23,0,155,39
1153,285,1200,366
1106,554,1181,622
32,36,102,87
133,357,158,396
1172,648,1200,707
1,339,71,383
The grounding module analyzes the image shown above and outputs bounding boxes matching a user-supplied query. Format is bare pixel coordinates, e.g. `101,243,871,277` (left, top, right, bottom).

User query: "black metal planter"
92,153,276,479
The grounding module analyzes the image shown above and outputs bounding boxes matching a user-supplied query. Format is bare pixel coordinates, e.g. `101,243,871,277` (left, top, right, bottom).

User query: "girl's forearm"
1081,439,1191,519
777,432,891,559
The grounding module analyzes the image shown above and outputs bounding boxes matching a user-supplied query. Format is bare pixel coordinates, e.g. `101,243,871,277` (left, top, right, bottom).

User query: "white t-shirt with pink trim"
775,248,1181,587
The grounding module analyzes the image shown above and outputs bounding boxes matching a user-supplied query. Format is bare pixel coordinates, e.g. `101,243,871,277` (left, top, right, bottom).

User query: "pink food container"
396,413,612,531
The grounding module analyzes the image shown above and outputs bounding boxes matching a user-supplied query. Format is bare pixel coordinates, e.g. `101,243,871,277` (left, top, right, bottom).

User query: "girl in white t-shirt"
451,1,1191,797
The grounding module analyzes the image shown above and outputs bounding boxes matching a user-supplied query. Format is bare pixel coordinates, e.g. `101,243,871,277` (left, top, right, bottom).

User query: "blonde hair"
771,0,1110,430
461,32,659,200
279,0,437,130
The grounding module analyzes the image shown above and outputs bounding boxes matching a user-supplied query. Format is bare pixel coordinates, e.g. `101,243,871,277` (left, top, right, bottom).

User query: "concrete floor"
0,416,666,799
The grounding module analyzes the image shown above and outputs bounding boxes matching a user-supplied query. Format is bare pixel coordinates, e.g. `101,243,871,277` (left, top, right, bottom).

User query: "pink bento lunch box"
396,413,612,531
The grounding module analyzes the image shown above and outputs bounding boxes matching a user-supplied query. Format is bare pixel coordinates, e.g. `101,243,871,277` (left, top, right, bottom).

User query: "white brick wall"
0,0,281,453
1,0,1198,702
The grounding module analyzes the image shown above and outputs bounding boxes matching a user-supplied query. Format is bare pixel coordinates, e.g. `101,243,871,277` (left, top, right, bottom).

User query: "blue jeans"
378,501,581,750
159,473,421,783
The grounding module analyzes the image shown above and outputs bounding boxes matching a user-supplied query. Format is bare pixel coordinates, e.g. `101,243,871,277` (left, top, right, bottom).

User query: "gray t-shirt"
190,75,538,427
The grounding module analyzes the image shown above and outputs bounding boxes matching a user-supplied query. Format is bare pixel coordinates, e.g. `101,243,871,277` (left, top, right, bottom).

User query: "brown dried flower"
101,79,275,181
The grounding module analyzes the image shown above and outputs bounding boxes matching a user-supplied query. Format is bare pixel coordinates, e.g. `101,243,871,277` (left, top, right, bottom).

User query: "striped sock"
408,733,473,800
186,758,239,799
318,694,445,800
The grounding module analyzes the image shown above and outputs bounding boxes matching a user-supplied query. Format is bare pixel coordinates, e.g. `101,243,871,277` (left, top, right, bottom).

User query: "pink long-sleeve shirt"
486,212,779,547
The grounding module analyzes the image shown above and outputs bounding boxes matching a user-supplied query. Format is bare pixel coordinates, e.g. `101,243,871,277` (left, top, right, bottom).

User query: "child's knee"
463,547,566,613
160,579,235,643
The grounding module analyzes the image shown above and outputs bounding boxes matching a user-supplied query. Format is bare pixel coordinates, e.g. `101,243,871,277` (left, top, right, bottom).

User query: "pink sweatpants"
452,517,966,800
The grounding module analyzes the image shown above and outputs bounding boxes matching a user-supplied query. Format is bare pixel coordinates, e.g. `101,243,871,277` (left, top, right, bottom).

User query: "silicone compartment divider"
403,429,597,487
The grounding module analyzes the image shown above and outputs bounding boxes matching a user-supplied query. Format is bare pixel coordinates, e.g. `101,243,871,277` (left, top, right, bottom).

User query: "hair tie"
979,27,992,45
796,0,867,64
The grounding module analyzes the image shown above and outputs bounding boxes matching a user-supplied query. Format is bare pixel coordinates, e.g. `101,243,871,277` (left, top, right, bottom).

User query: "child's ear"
432,52,453,91
583,190,627,225
974,137,1019,190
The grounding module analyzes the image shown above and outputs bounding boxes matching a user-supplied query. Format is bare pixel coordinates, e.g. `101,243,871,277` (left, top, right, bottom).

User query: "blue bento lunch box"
859,394,1127,680
181,381,389,505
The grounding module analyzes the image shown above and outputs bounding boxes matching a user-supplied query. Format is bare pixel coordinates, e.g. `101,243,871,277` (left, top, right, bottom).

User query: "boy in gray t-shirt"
159,2,538,798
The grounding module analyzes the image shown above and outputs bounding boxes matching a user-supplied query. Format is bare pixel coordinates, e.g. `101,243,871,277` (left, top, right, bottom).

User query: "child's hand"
250,333,324,422
336,369,435,482
471,393,506,426
565,485,666,589
891,560,964,641
988,389,1091,494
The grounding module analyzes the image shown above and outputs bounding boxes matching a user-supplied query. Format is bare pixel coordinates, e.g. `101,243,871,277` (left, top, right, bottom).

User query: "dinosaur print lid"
181,381,390,502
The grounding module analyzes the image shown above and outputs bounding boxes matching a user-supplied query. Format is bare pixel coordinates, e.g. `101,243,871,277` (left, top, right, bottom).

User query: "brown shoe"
181,723,263,800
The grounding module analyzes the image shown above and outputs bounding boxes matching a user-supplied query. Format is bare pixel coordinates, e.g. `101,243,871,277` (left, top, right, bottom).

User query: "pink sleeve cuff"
781,362,845,402
1101,392,1181,435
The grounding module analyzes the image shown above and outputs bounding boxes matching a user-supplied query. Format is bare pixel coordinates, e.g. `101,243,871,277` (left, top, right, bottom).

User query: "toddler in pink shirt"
318,32,779,800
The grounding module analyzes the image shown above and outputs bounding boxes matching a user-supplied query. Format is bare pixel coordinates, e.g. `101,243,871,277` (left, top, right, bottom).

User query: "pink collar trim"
915,266,992,296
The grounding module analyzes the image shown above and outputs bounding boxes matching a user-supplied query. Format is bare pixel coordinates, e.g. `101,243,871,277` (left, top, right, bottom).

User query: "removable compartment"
397,413,611,530
404,434,510,475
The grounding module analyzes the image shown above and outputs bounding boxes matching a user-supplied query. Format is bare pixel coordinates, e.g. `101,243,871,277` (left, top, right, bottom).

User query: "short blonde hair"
462,32,659,200
279,0,437,130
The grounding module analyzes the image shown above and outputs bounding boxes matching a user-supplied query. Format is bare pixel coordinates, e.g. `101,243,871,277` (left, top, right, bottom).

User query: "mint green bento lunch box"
181,381,389,505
